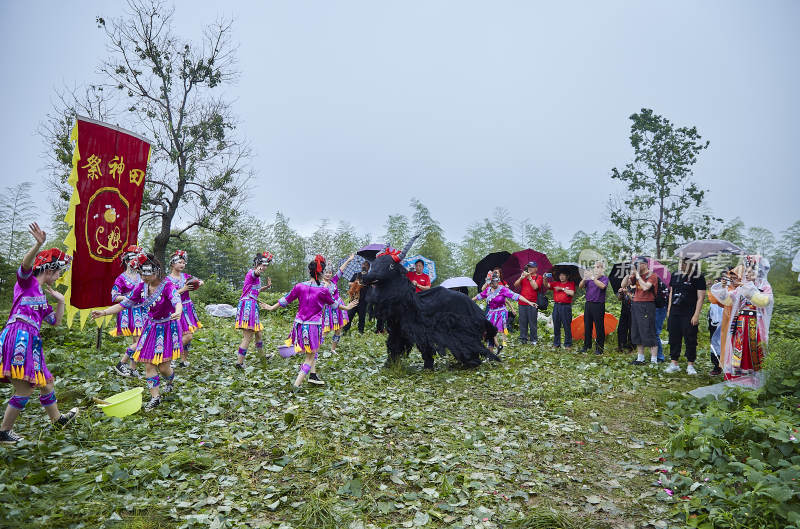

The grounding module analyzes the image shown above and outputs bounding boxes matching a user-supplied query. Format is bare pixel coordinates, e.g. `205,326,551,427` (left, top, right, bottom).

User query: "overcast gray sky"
1,1,798,244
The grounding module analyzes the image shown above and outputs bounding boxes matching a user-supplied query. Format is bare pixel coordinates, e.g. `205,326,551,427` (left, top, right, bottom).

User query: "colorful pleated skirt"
285,321,324,353
132,318,183,365
487,307,510,335
179,300,203,333
0,322,53,387
322,303,349,333
110,305,145,337
235,297,262,332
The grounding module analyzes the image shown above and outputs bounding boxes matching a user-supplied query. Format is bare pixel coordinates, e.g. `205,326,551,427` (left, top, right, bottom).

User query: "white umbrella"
441,276,478,289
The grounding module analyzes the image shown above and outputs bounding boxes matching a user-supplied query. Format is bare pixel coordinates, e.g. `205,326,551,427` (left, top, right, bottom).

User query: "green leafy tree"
383,214,410,249
714,217,745,247
520,222,566,263
0,182,36,262
779,220,800,258
743,226,777,258
409,199,455,283
608,108,717,259
458,209,522,275
306,220,337,263
269,212,307,290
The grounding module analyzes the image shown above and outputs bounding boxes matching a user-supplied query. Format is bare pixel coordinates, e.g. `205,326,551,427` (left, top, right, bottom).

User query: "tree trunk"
153,221,171,267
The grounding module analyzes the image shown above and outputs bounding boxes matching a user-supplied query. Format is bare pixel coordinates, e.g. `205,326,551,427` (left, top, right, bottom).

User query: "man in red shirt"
514,261,542,345
548,271,575,348
406,260,431,293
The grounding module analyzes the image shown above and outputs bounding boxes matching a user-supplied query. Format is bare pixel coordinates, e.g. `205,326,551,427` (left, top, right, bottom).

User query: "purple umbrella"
646,258,671,285
357,243,387,261
631,256,672,284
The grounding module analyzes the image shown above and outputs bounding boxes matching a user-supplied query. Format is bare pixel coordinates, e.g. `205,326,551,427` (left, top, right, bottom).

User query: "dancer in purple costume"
321,253,356,355
473,272,534,352
0,223,78,444
93,253,183,412
263,255,358,389
167,250,204,368
111,244,145,378
235,251,273,369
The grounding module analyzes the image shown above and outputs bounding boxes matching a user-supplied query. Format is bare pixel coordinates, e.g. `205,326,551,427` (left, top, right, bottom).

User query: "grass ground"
0,307,728,529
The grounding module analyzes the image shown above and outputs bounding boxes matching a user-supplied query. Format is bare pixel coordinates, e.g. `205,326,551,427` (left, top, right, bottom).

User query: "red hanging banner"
63,117,151,316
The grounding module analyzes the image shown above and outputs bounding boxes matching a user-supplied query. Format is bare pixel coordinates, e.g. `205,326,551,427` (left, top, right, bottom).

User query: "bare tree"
39,1,250,263
87,0,250,263
39,84,116,244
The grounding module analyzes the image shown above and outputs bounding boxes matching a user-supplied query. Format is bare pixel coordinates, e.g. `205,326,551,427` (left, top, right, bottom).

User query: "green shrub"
190,274,240,307
662,336,800,528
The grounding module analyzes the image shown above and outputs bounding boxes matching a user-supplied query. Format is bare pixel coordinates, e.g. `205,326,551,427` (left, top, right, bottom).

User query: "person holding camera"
548,270,575,349
665,258,706,375
579,261,609,355
622,256,659,365
514,261,543,345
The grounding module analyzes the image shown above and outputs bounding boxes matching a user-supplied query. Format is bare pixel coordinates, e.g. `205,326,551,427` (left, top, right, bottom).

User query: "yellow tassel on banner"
132,350,141,362
94,309,109,329
62,121,81,323
79,309,90,329
65,305,78,329
285,339,292,347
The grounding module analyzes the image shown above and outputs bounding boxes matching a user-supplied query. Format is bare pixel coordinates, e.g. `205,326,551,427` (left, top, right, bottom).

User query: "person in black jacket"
616,286,633,352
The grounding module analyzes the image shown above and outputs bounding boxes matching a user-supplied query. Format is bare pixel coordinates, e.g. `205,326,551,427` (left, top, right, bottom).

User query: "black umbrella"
551,262,584,284
472,251,512,289
608,262,632,293
357,243,387,261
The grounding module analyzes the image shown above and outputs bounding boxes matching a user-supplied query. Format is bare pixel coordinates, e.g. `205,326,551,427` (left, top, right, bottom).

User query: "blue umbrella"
337,255,367,282
401,254,436,282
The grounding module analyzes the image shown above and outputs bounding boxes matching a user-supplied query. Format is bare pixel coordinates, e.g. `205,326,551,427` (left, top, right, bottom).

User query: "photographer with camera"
622,257,659,365
664,258,706,375
514,261,543,345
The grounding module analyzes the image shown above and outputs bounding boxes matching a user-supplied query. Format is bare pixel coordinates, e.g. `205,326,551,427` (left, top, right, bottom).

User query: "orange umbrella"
571,312,619,341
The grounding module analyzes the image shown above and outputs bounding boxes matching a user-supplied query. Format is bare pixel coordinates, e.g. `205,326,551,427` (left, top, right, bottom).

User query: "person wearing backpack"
622,256,660,365
665,259,707,375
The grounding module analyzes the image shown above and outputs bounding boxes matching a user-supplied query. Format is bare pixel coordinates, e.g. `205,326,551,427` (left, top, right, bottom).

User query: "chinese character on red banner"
64,117,151,312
